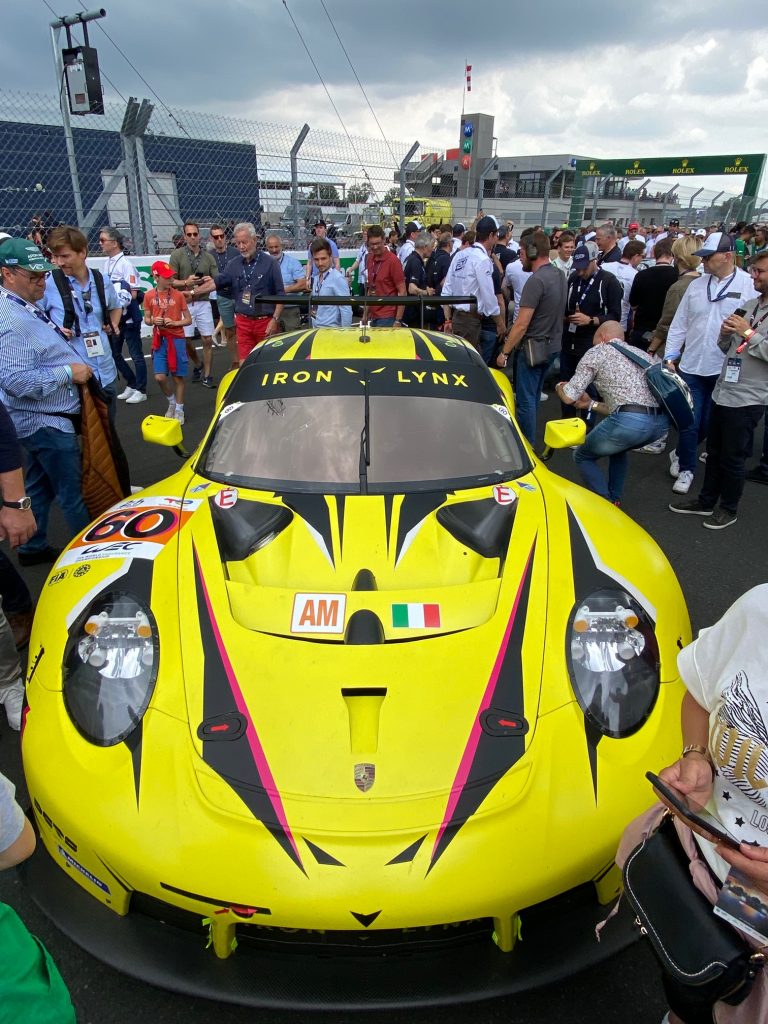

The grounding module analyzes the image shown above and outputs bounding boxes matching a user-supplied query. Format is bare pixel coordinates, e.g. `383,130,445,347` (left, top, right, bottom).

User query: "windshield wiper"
359,371,370,495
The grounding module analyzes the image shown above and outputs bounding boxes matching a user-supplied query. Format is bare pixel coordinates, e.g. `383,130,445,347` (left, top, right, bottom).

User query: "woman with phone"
624,585,768,1023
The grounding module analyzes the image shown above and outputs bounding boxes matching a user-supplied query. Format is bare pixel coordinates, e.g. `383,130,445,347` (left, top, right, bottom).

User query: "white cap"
694,228,707,238
0,232,11,242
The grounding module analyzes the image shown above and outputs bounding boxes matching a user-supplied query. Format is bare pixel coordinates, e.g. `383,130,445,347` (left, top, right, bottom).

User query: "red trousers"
236,314,271,362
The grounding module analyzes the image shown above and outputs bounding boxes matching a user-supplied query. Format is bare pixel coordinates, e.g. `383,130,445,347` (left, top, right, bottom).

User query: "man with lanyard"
266,233,307,332
442,215,505,350
0,238,92,567
199,222,284,363
559,240,622,416
42,225,121,420
664,232,757,495
208,224,239,368
169,221,218,387
497,231,567,445
363,225,405,327
309,238,352,327
669,250,768,529
595,223,622,265
99,226,147,404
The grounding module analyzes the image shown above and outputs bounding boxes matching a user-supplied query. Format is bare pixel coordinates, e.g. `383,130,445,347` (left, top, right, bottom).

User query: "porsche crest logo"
354,763,376,792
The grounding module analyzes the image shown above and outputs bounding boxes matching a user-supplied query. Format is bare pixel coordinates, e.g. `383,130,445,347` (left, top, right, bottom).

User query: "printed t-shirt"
144,287,189,338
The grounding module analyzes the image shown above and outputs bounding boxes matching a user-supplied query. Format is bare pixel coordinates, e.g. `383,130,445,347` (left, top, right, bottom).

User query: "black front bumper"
23,842,637,1010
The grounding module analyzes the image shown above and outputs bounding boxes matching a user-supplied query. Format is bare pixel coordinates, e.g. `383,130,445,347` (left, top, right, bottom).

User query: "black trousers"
699,402,765,513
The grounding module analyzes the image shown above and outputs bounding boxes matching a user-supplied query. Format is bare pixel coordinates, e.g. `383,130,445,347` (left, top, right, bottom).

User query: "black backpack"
51,267,110,336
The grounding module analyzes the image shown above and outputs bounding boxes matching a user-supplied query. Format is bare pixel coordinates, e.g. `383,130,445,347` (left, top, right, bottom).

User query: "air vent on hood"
210,498,293,562
436,497,516,559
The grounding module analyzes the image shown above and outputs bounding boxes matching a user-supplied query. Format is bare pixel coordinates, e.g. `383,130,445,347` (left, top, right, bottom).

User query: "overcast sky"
6,1,768,197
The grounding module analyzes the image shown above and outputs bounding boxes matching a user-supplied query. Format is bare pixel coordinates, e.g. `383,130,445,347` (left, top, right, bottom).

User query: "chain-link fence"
1,87,765,254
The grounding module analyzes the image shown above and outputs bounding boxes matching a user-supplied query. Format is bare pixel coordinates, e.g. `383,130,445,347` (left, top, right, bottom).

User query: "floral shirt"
562,340,660,412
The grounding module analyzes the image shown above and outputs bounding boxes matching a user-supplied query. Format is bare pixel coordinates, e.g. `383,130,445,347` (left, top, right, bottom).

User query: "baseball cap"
628,222,639,230
404,220,423,235
151,260,175,279
0,237,54,272
314,219,326,228
452,223,466,234
693,231,735,257
669,218,680,228
695,228,707,238
572,241,598,270
0,232,11,242
476,215,500,235
584,230,596,241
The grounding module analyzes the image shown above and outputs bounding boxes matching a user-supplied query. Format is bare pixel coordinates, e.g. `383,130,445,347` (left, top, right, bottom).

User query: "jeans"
479,328,498,366
699,402,764,512
515,352,557,446
18,427,91,555
758,407,768,474
573,410,670,502
676,371,718,473
371,316,396,327
110,321,147,393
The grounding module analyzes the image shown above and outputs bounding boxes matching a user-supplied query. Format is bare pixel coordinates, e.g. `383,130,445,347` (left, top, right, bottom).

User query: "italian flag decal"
391,603,441,629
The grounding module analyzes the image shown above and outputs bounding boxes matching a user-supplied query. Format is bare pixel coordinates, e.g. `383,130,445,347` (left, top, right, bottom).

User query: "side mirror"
540,418,586,461
216,369,237,407
142,415,186,457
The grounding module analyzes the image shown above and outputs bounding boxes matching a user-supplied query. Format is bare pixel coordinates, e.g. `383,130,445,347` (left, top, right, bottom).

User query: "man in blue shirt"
42,225,121,419
0,238,93,566
309,239,352,328
266,233,308,331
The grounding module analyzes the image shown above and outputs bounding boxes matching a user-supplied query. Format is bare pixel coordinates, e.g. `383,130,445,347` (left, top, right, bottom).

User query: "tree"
382,187,401,207
308,184,341,204
347,184,371,204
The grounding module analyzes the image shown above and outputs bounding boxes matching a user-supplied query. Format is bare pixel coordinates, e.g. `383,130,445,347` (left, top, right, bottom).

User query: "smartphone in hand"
646,770,743,850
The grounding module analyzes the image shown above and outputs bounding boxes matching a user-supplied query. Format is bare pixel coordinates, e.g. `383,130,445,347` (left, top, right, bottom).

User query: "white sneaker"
174,406,185,426
165,399,177,419
539,392,548,402
212,331,225,348
669,449,680,478
117,387,137,401
637,435,667,455
125,390,147,404
699,451,708,464
0,679,24,730
672,470,694,494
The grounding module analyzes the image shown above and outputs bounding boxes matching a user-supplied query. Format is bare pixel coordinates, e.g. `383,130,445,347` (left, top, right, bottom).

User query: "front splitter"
22,843,637,1010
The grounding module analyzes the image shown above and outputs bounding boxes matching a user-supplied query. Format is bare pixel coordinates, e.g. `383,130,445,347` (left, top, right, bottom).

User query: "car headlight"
566,588,659,738
63,591,159,746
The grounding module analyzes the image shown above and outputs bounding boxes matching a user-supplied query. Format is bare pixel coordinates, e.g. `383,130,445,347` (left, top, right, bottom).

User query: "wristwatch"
2,496,32,510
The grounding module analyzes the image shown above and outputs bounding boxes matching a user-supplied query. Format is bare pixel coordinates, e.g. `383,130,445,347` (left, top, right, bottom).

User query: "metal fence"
1,87,766,254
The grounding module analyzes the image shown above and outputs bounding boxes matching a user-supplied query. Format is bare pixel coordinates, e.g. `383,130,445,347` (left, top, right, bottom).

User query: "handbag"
623,813,765,1007
610,342,694,430
522,336,550,368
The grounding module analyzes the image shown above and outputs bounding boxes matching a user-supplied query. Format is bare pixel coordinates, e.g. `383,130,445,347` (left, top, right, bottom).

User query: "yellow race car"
22,327,689,1008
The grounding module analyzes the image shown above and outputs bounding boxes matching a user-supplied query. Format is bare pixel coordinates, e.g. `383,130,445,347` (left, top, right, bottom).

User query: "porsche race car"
22,326,690,1008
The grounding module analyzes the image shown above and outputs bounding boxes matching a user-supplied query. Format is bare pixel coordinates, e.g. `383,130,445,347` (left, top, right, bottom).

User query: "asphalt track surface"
1,350,766,1024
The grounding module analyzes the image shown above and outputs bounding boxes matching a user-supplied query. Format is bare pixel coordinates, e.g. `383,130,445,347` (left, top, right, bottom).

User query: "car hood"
176,477,549,843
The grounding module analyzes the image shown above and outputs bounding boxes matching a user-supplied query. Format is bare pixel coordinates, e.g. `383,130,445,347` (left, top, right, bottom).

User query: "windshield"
202,389,526,494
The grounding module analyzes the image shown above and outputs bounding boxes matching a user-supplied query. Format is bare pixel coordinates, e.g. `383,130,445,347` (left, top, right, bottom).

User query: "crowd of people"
0,209,767,1021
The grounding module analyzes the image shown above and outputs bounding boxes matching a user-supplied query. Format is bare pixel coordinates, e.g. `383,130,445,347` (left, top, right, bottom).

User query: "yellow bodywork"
23,327,689,961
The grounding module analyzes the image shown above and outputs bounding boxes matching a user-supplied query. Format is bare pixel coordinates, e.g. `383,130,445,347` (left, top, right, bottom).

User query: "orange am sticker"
291,593,346,634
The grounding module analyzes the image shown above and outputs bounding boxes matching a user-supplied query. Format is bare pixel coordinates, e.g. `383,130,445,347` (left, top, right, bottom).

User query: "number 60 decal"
83,507,178,544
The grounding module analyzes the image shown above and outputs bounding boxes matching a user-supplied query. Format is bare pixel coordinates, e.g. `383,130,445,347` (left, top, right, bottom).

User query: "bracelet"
589,400,597,412
682,743,714,773
271,316,280,322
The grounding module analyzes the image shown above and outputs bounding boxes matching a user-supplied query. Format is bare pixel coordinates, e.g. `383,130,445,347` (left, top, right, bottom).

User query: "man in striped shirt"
0,239,92,566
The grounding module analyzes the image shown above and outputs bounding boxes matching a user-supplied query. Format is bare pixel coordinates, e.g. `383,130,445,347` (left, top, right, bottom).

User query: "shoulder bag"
623,813,765,1007
610,342,694,430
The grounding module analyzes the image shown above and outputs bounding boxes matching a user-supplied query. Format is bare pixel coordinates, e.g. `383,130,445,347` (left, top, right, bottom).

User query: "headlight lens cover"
566,588,659,738
63,591,159,746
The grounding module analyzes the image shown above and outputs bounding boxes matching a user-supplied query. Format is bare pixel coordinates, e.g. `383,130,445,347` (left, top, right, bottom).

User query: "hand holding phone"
646,770,744,850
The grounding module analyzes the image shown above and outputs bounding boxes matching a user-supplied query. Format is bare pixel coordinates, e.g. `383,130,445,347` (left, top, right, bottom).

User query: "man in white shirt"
601,240,645,329
99,227,147,404
398,221,422,266
443,215,505,348
451,223,466,254
617,222,646,253
503,228,536,323
664,232,758,494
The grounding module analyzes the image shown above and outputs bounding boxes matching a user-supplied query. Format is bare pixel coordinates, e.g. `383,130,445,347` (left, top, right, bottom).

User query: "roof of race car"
244,326,488,367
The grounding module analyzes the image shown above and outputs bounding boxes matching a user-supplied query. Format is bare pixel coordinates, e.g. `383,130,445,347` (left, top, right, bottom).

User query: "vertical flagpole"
461,56,467,117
